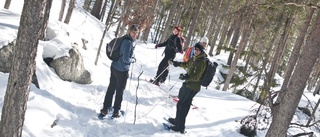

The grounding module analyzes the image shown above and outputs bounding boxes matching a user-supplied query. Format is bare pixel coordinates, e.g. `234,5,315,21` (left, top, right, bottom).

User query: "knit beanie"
200,37,209,44
194,42,204,52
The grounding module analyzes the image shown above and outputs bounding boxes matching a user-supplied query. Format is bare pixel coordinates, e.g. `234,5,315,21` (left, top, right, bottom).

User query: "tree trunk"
208,0,231,56
100,0,109,21
226,24,240,65
218,21,235,55
64,0,75,24
244,25,263,71
282,8,313,89
118,0,131,36
257,12,284,104
4,0,11,9
58,0,66,21
159,0,179,43
154,6,165,43
174,0,185,25
307,59,320,91
104,0,116,31
90,0,103,19
83,0,91,11
94,0,117,65
266,10,320,137
313,79,320,96
184,0,203,49
222,19,251,91
142,0,159,42
267,16,294,88
0,0,52,136
260,14,294,105
215,20,231,55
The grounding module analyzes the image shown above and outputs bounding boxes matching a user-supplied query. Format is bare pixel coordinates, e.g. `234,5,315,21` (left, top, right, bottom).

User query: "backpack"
183,47,193,62
106,36,124,61
173,35,185,52
200,58,218,88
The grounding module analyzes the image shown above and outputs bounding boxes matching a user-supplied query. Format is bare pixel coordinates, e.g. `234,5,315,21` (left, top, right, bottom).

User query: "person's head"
194,43,204,56
129,24,139,40
200,37,208,49
173,26,182,36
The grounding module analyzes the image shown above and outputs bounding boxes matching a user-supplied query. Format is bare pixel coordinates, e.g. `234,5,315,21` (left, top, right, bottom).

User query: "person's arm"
120,39,133,65
157,36,170,47
176,37,183,53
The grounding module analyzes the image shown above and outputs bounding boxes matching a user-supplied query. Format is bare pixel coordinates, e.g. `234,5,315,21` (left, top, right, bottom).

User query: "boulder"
50,45,92,84
0,40,39,88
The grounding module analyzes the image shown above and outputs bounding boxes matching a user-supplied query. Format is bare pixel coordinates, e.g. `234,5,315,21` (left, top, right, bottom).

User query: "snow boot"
111,111,121,118
98,108,109,119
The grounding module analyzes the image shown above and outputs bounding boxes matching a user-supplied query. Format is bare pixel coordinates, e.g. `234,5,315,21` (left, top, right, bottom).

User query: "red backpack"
183,47,193,62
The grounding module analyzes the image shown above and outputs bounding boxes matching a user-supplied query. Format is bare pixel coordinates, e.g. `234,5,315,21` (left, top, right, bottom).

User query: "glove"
179,51,183,54
155,45,158,49
213,62,218,67
172,61,180,67
179,73,189,80
131,57,136,63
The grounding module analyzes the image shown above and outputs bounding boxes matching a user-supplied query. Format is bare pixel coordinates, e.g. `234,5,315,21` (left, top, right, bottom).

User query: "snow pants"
175,84,198,131
103,66,128,112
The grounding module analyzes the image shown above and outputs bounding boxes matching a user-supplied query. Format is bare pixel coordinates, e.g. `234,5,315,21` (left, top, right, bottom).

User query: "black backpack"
106,36,124,61
200,58,218,88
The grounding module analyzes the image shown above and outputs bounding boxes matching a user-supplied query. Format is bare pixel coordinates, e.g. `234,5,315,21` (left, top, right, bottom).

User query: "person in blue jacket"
99,24,139,118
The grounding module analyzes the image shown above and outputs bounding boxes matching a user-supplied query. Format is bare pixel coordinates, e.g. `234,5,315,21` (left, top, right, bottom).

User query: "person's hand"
179,73,189,80
172,61,180,67
213,62,218,67
179,51,183,54
131,57,136,63
155,45,158,49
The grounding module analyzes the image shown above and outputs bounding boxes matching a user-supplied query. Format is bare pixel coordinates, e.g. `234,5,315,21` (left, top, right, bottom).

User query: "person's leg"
102,67,117,113
156,57,167,79
174,87,197,132
113,69,129,116
158,53,175,83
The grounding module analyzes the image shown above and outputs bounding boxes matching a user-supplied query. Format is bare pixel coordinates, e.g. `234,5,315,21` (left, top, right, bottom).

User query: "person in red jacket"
150,26,184,85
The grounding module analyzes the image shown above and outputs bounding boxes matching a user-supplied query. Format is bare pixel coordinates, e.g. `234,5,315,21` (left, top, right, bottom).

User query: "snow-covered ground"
0,1,319,137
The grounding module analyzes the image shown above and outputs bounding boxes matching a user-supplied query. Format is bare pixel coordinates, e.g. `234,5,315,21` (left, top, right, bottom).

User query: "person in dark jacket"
98,24,139,118
151,26,183,85
168,43,207,133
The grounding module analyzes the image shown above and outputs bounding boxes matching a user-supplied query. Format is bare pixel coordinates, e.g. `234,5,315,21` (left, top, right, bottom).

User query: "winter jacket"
157,34,183,56
178,52,207,92
111,34,134,72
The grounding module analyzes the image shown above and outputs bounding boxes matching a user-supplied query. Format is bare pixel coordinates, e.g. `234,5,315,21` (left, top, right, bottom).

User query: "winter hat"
200,37,209,44
194,42,204,52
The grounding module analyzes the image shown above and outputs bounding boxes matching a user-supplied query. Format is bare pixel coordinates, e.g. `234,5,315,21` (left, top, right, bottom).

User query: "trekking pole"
151,64,170,84
133,71,143,124
123,59,134,123
155,42,158,67
143,80,179,117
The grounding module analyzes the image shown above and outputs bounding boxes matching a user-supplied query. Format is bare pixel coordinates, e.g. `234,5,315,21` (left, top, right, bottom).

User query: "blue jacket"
111,34,134,72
